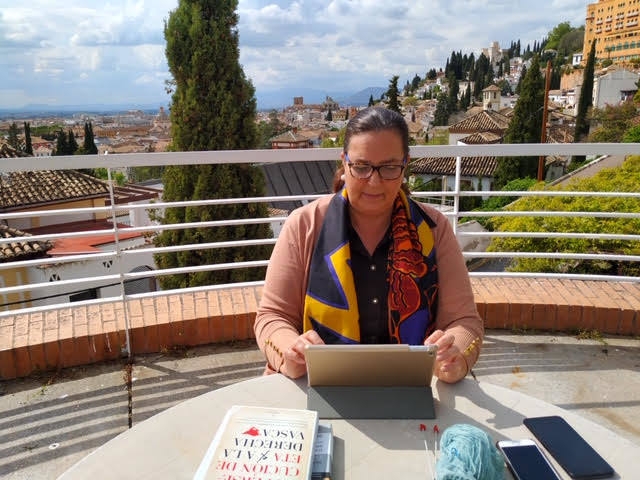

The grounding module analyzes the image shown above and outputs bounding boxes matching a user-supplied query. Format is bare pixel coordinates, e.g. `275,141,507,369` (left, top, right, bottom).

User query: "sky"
0,0,587,110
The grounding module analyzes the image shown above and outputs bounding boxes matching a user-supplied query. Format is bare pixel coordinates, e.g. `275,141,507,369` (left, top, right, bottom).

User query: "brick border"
1,280,639,380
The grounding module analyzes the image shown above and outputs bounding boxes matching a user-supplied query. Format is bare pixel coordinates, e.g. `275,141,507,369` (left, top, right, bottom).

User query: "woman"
254,107,483,383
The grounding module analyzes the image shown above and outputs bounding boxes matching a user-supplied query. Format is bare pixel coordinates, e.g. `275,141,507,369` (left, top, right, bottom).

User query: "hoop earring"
340,174,346,181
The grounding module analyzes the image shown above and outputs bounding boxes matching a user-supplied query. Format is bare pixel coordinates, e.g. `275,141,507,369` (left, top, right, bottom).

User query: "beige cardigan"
254,194,483,374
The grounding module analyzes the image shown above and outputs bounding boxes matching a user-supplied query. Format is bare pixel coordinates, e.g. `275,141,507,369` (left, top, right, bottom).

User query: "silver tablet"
305,344,438,387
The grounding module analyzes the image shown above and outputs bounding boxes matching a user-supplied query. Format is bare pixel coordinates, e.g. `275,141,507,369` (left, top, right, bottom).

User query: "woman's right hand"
280,330,325,379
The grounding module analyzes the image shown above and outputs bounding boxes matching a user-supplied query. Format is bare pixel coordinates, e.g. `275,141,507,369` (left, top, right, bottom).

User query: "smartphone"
524,416,614,479
497,439,562,480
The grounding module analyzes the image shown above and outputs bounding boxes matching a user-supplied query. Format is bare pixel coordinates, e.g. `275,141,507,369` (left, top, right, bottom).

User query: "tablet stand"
307,385,435,419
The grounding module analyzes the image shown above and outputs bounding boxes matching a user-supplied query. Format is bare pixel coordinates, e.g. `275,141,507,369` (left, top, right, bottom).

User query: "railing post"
107,168,132,360
441,175,447,207
453,157,462,236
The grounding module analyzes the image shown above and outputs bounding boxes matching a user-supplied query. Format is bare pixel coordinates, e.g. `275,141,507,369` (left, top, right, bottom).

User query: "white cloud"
132,45,166,69
0,0,589,108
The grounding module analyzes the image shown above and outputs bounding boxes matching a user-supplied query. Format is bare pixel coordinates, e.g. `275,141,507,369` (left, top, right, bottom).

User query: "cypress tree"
68,129,78,155
54,130,68,156
155,0,271,288
433,93,450,126
386,75,401,113
573,40,596,166
447,73,459,112
368,94,374,107
83,122,98,154
495,55,545,188
326,109,333,121
515,65,527,95
575,40,596,141
24,122,33,155
7,123,20,150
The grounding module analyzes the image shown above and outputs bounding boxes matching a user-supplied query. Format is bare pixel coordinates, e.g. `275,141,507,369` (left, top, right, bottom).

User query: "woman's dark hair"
333,106,411,193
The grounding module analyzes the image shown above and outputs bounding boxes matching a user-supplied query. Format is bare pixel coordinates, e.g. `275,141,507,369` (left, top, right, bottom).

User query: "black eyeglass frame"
344,153,407,180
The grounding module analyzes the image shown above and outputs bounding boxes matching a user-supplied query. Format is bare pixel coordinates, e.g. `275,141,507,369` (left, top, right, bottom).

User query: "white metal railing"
0,143,639,328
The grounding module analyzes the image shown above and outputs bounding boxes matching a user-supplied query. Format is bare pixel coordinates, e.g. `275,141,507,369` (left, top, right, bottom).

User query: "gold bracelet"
462,337,481,357
264,338,284,358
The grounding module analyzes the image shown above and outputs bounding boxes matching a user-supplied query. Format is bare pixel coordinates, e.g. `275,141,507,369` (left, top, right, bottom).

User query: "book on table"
194,405,319,480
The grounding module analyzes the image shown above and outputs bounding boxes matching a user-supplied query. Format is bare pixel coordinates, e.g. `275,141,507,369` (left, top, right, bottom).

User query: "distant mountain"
256,86,387,110
337,87,386,107
0,102,169,118
256,88,350,111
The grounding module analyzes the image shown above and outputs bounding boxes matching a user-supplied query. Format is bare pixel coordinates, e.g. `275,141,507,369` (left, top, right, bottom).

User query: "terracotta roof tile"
546,125,575,144
0,224,52,263
449,110,510,134
412,156,498,177
0,144,29,158
458,132,503,144
271,131,310,142
0,170,110,211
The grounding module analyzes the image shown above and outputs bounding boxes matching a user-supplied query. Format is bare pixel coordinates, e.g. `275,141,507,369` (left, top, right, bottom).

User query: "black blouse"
347,224,391,344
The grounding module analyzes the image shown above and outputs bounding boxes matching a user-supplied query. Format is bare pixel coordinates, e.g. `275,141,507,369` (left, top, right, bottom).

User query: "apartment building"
584,0,640,64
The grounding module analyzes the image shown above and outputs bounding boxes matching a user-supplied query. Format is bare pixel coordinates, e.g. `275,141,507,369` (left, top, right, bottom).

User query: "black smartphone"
497,439,562,480
524,416,614,479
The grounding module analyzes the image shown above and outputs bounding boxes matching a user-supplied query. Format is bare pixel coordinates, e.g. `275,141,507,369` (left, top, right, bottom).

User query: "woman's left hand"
424,330,468,383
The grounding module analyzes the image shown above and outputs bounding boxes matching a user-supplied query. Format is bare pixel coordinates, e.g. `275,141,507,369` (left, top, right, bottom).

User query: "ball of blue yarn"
435,424,505,480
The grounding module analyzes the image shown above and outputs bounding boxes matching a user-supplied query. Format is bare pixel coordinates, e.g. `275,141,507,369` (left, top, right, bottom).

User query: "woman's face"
341,129,407,220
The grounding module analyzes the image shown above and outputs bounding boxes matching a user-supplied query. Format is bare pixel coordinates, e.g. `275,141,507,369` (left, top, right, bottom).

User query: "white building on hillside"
593,69,640,108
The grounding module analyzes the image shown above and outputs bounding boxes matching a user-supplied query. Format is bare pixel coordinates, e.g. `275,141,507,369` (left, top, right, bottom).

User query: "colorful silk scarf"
303,188,439,345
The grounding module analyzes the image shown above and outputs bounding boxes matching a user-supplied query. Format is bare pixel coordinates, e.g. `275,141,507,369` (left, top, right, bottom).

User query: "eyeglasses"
345,153,406,180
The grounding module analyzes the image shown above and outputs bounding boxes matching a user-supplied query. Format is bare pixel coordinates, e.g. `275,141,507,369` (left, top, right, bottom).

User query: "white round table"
59,375,637,479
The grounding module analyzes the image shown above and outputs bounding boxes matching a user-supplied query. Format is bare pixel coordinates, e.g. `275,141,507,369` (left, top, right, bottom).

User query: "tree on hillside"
68,130,78,155
588,101,638,143
447,73,459,112
494,55,545,188
7,123,20,150
426,68,437,80
464,84,472,109
411,74,421,91
257,110,287,149
368,94,374,107
386,75,401,113
545,22,573,50
498,79,513,96
433,92,450,126
326,108,333,121
54,130,68,156
460,86,470,110
24,122,33,155
575,40,596,142
557,27,584,59
155,0,271,289
515,65,527,95
83,122,98,154
488,155,640,277
572,40,596,167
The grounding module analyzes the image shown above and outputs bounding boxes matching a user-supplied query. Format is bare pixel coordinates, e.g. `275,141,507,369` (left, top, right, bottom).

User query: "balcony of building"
0,143,639,477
